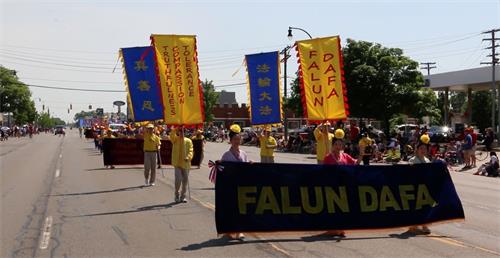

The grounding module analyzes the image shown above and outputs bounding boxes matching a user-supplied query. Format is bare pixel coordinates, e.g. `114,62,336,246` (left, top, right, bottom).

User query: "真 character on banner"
257,126,277,163
313,122,334,164
220,124,248,240
143,124,161,186
170,127,194,203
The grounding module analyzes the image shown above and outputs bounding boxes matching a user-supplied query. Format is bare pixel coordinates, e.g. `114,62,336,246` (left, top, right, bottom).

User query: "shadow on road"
86,167,144,171
193,187,215,191
51,185,145,196
65,202,179,218
180,234,394,251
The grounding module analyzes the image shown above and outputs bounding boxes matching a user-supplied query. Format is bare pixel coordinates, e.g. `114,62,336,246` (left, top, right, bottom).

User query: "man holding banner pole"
170,127,193,203
314,122,334,164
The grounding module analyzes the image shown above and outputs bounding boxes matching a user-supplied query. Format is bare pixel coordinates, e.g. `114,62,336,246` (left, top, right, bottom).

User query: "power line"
20,77,123,84
20,82,247,92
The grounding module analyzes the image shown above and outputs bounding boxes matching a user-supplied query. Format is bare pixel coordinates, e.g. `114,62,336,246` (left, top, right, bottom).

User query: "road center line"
55,169,60,178
39,216,53,250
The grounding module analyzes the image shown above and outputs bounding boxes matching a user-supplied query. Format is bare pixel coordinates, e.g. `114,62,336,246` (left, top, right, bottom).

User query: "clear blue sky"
1,0,499,122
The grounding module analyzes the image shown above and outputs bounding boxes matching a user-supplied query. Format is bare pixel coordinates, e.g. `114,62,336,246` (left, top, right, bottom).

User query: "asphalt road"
1,130,499,257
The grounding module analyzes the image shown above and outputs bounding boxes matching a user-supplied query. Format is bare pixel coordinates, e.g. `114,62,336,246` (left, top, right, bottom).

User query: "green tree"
449,92,467,113
0,66,37,124
37,112,54,128
411,88,442,125
471,91,493,131
74,110,97,122
284,71,303,117
202,80,219,123
342,39,425,131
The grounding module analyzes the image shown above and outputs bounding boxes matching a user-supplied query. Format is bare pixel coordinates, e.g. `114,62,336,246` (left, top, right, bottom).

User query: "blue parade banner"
246,51,282,125
215,162,464,233
121,46,164,122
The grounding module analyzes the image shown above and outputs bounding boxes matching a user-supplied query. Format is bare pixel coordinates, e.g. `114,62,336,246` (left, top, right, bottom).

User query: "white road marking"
39,216,53,250
55,169,60,178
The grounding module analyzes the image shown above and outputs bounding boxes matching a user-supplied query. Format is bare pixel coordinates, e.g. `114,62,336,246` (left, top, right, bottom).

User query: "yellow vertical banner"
296,36,349,122
150,35,205,126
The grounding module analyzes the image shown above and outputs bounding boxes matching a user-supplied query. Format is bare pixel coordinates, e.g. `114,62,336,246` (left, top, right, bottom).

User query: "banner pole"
183,127,192,200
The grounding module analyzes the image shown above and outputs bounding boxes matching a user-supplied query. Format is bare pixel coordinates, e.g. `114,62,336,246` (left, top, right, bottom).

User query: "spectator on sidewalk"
359,133,374,165
474,152,499,177
191,129,205,169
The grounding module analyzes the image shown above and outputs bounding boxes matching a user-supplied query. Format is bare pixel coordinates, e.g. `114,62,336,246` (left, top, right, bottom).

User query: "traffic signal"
42,104,45,111
89,104,92,110
68,109,70,114
70,103,73,110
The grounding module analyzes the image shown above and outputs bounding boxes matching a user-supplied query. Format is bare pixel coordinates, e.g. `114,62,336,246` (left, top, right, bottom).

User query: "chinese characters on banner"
296,36,349,122
246,51,282,126
121,46,164,122
150,35,205,126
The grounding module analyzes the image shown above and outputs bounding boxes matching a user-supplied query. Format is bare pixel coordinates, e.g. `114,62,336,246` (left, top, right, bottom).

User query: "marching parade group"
82,118,495,240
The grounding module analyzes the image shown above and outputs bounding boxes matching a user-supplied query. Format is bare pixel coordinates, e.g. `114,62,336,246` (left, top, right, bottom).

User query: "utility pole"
481,28,500,133
281,46,291,141
420,62,437,76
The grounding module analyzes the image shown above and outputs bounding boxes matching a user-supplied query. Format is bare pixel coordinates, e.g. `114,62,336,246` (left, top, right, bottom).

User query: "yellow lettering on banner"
134,60,148,71
259,92,272,101
259,105,272,116
280,187,301,214
257,64,270,73
359,186,378,212
324,186,349,213
142,101,154,112
256,187,281,214
399,185,415,210
416,184,438,210
379,186,402,211
258,77,271,87
238,186,256,214
300,187,323,214
137,80,151,91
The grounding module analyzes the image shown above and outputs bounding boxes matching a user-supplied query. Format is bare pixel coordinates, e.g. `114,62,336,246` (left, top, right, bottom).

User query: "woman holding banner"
323,129,360,237
407,134,432,235
220,124,247,240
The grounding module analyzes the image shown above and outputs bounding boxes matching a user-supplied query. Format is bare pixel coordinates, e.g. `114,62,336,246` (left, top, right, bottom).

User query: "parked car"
428,126,452,143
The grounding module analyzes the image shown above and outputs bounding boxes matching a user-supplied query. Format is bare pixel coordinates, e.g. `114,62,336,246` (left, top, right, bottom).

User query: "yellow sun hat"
230,124,241,134
420,134,430,145
334,129,345,139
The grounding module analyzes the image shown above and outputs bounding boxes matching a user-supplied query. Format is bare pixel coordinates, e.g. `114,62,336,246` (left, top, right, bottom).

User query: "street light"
283,26,312,142
287,26,313,40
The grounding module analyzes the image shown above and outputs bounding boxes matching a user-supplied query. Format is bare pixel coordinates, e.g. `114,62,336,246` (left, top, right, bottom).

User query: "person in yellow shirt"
313,122,334,164
359,133,374,165
258,126,277,163
143,124,161,186
191,130,205,169
170,127,194,203
384,142,401,163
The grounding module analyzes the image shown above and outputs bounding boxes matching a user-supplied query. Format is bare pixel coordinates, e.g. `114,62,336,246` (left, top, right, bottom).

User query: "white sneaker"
181,198,188,203
150,182,155,186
